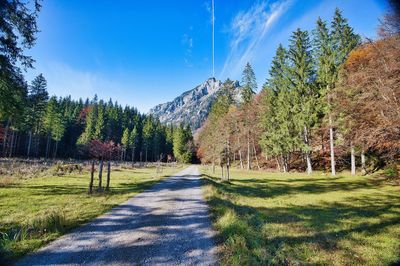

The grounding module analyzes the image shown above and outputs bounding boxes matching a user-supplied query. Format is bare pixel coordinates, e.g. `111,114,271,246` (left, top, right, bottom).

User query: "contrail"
212,0,215,78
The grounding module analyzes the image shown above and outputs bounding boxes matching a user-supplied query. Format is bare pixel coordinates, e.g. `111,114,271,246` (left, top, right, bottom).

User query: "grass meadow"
0,162,183,263
202,167,400,265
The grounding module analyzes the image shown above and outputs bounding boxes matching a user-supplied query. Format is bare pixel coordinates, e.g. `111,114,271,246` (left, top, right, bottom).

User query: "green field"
0,164,183,263
202,167,400,265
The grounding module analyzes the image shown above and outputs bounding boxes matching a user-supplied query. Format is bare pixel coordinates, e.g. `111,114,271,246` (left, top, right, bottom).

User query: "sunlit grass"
202,167,400,265
0,164,183,263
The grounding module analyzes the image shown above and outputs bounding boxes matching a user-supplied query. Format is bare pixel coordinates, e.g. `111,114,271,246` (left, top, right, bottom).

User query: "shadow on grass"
202,174,400,265
203,173,390,199
1,174,174,197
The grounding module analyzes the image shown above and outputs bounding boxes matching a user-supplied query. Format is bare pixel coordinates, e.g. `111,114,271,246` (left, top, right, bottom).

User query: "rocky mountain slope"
149,77,242,131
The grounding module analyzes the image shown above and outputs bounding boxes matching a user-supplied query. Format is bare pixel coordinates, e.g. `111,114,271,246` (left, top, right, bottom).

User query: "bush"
52,163,83,175
383,164,399,179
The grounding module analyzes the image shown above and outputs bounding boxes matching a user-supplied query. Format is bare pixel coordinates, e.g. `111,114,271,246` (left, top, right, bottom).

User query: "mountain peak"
149,78,242,131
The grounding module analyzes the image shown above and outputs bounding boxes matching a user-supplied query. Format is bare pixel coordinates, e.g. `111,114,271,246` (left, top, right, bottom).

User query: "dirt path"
15,166,217,266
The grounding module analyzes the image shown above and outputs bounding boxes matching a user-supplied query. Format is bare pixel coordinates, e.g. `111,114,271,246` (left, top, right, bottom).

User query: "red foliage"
78,107,90,123
89,139,121,160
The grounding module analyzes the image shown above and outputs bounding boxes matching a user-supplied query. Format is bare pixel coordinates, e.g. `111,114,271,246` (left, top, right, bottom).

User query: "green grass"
202,167,400,266
0,164,183,263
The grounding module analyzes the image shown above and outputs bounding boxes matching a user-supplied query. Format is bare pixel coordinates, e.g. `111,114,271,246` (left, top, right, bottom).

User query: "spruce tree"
241,63,257,170
241,62,257,104
129,126,138,163
142,117,154,162
260,45,295,172
26,74,48,157
288,29,317,174
121,127,130,161
94,100,105,140
313,9,360,175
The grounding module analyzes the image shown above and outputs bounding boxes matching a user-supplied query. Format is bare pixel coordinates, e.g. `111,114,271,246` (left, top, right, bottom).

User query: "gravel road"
15,166,217,266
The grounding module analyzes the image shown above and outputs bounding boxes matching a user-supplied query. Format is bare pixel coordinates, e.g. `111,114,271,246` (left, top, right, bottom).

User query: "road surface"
15,166,217,266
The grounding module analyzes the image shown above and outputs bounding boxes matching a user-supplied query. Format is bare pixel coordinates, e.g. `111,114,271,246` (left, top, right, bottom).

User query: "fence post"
98,160,103,191
106,161,111,191
89,160,94,194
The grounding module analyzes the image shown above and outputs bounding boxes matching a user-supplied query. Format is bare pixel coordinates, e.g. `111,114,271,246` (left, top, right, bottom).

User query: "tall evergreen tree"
0,0,41,124
142,117,154,162
129,126,139,163
25,74,48,157
289,29,317,174
260,45,296,172
241,62,257,104
173,124,193,163
94,100,105,140
241,63,257,170
44,96,58,158
313,9,360,175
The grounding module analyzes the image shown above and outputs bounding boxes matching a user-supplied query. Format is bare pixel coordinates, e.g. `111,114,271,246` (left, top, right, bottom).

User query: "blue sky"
26,0,388,112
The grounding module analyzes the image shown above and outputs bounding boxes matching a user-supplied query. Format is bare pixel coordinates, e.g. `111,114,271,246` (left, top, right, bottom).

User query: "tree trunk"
226,165,230,182
239,150,243,170
306,152,312,175
2,119,10,157
247,130,251,170
98,160,103,190
35,135,40,157
221,165,224,180
89,160,95,194
276,157,281,172
361,150,366,175
252,142,260,170
53,141,59,159
106,161,111,191
282,154,289,173
45,133,51,159
304,126,312,174
9,130,15,158
27,130,32,158
131,146,135,165
351,142,356,175
329,114,336,176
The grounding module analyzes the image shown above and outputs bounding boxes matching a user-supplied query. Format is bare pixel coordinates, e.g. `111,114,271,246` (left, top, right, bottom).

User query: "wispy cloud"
220,0,292,80
182,29,194,67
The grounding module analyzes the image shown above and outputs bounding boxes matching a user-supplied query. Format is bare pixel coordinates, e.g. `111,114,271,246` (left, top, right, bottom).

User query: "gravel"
15,166,217,266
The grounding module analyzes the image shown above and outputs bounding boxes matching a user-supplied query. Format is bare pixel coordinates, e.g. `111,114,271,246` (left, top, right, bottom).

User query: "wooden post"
89,160,94,194
98,160,103,191
105,161,111,191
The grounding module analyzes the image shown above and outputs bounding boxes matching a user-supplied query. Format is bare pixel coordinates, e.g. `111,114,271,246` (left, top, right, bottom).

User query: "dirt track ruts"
15,165,217,266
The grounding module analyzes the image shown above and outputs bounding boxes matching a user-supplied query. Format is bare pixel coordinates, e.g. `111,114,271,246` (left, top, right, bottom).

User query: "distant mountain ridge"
149,77,242,131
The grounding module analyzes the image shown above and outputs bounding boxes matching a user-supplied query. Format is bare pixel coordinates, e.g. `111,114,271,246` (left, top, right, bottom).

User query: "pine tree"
173,124,193,163
51,112,65,158
121,127,130,161
241,62,257,104
142,117,154,162
94,100,105,140
129,126,138,163
25,74,48,157
44,96,58,158
241,63,257,170
289,29,317,174
0,0,40,124
313,9,360,175
260,45,296,172
77,99,97,145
